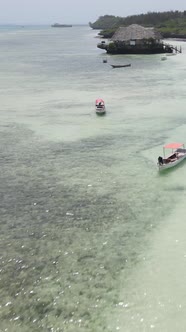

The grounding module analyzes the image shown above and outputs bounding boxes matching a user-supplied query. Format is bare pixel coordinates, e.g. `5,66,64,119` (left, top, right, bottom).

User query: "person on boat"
98,101,104,108
158,156,163,165
167,153,177,162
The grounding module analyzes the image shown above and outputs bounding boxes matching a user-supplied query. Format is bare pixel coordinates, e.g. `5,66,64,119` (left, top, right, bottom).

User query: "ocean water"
0,25,186,332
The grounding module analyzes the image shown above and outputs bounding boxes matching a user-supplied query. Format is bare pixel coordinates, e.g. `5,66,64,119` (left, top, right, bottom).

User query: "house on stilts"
97,24,181,54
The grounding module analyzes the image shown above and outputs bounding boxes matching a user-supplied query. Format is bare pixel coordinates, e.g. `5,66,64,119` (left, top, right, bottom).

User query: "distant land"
89,10,186,39
51,23,72,28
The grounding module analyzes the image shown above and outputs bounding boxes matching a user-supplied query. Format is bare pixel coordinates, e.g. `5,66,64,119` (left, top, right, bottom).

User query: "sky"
0,0,185,25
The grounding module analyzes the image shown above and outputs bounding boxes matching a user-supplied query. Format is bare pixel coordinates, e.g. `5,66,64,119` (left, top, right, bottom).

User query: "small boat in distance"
157,143,186,171
161,56,167,61
111,64,131,68
95,98,106,115
51,23,72,27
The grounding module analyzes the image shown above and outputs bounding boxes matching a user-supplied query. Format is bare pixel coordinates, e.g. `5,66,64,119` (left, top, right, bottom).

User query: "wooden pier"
164,43,182,53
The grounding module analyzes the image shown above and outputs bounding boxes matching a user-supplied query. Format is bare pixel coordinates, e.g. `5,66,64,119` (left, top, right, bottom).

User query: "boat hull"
158,154,186,171
111,64,131,68
95,108,106,115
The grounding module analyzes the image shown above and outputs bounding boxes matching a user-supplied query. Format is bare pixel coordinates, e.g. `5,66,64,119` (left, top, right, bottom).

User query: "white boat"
157,143,186,171
95,98,106,115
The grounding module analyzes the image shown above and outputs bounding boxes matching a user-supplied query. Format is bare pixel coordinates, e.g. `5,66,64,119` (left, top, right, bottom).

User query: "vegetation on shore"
89,11,186,39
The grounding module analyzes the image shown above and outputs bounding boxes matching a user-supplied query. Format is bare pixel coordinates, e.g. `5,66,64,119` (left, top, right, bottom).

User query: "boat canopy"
95,98,104,105
163,143,184,149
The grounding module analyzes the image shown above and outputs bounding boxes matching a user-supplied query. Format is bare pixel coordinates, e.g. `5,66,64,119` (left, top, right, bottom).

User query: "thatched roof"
111,24,162,41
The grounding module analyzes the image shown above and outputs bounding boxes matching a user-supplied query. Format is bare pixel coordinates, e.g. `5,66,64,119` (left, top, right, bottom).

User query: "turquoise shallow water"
0,25,186,332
